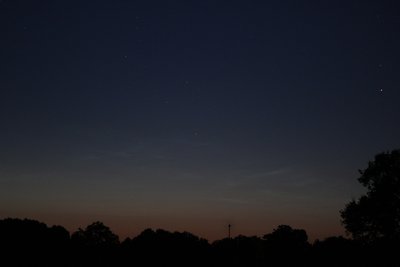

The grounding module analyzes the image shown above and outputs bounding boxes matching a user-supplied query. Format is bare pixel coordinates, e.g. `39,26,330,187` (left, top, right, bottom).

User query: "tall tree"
71,221,119,248
340,150,400,242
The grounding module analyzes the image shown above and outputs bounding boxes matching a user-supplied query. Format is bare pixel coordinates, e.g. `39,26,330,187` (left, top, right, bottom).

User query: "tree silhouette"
340,149,400,243
263,225,309,249
312,236,361,267
212,235,264,267
71,221,119,267
122,228,210,267
0,218,70,266
263,225,310,266
71,221,119,247
2,214,398,266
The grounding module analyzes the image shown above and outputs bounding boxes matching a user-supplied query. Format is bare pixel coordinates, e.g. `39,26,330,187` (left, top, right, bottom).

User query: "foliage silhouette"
0,218,70,267
340,149,400,243
263,225,310,266
340,149,400,266
71,221,119,267
122,228,210,267
1,216,399,266
71,221,119,247
312,236,362,267
211,235,264,267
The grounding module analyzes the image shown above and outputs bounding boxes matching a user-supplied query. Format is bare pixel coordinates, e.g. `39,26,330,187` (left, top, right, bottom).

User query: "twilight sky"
1,0,400,241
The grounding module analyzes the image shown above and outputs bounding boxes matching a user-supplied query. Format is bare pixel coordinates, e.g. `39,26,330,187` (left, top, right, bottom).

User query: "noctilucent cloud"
1,0,399,241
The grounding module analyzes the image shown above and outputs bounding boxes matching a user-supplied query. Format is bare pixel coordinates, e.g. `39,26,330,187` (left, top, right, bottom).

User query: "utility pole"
228,224,231,239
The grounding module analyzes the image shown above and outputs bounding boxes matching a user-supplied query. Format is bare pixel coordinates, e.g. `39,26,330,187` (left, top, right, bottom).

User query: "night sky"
1,0,400,241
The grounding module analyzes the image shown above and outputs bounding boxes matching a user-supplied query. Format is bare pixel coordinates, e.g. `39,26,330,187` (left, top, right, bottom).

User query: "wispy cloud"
246,168,292,180
220,167,293,189
79,150,134,161
216,197,251,205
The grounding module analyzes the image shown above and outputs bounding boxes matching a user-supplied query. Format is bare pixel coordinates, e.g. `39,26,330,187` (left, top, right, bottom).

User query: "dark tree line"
0,218,395,267
1,149,399,266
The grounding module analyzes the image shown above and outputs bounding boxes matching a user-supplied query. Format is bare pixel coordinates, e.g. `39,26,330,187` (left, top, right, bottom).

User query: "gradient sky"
1,0,400,241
